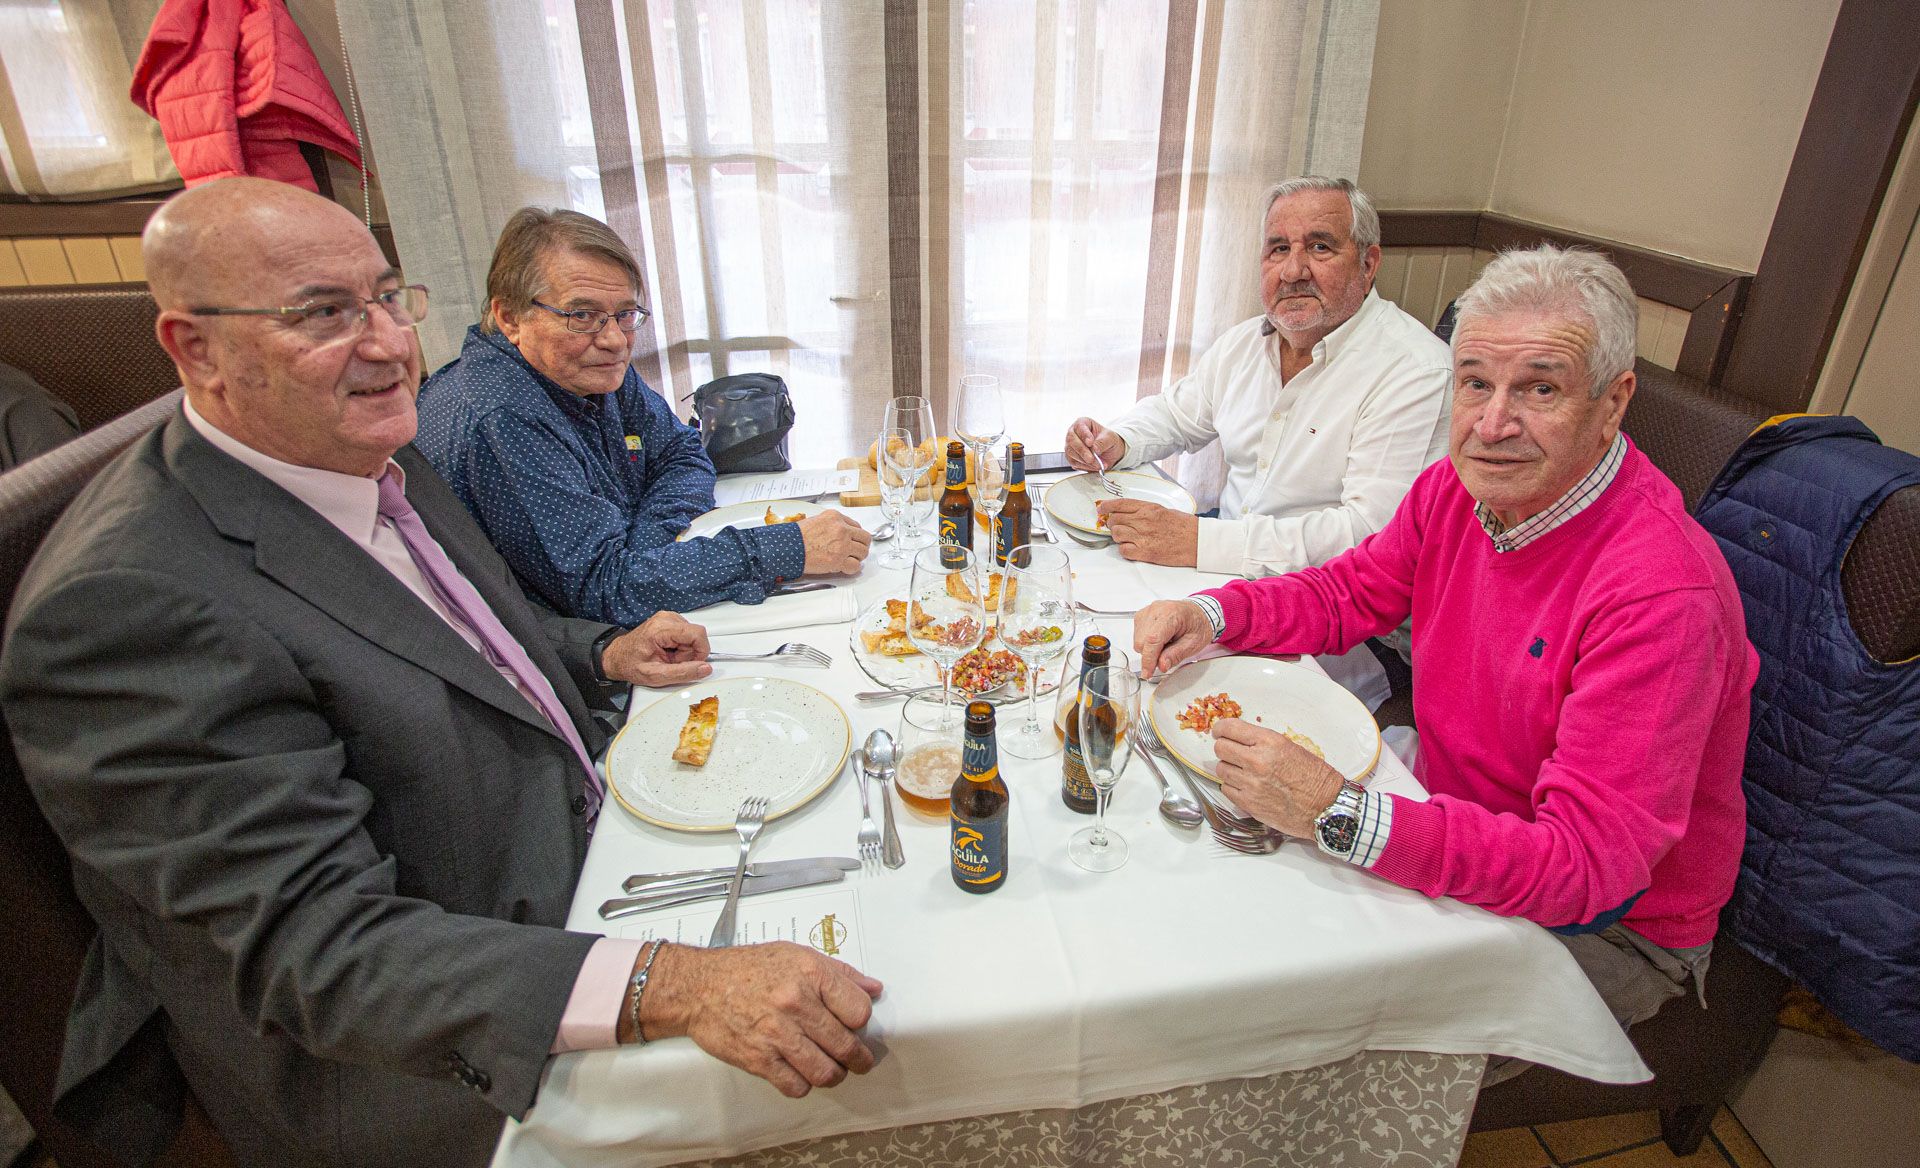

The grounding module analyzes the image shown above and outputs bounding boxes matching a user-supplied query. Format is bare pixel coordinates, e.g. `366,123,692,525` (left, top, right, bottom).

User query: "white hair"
1451,244,1638,398
1261,176,1381,250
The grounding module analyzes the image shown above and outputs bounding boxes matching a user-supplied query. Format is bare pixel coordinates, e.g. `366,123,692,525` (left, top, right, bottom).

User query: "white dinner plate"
1149,655,1380,783
847,594,1067,705
678,499,824,541
1042,472,1196,536
606,676,850,832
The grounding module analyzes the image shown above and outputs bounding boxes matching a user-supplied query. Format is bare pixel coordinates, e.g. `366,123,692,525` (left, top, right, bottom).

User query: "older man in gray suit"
0,178,883,1168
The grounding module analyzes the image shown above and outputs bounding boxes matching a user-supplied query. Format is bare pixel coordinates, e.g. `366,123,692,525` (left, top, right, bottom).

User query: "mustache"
1270,282,1320,300
1462,437,1541,460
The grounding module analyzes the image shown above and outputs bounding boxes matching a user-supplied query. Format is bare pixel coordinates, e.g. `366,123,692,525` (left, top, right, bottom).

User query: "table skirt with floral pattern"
692,1050,1486,1168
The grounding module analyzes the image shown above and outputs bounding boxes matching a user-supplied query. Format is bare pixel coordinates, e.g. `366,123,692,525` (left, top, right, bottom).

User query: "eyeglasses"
531,300,651,335
191,285,430,344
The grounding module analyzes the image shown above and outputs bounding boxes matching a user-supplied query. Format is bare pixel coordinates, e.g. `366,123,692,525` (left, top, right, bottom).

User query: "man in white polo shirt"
1065,176,1451,706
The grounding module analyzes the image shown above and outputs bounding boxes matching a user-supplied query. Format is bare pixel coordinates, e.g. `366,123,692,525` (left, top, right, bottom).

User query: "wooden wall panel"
0,242,26,287
62,238,120,283
13,239,73,284
0,235,147,286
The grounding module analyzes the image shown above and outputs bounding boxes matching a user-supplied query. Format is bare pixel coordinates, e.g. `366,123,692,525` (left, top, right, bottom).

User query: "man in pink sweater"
1135,245,1755,1037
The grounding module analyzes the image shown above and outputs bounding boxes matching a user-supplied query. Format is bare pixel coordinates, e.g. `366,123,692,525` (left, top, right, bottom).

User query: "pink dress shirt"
184,401,640,1051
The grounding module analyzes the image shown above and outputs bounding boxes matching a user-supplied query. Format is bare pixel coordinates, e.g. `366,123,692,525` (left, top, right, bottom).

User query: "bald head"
144,178,372,311
145,177,423,478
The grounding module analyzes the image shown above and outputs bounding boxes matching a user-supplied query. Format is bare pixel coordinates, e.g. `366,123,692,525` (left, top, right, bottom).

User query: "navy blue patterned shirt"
416,327,805,625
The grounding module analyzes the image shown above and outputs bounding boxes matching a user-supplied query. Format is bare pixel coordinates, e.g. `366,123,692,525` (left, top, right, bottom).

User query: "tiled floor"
1462,1106,1771,1168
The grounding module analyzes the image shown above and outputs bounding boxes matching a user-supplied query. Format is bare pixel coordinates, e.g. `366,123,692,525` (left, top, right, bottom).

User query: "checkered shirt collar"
1474,433,1628,553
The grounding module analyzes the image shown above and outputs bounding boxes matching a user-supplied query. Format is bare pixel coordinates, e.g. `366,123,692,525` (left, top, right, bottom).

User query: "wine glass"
970,439,1008,565
953,374,1005,450
884,396,937,550
907,544,987,729
1070,662,1140,872
876,427,932,570
999,544,1073,759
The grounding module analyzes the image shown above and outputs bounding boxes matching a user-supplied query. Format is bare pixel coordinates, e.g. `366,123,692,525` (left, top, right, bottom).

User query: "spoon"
1129,737,1205,829
861,730,906,868
870,520,897,542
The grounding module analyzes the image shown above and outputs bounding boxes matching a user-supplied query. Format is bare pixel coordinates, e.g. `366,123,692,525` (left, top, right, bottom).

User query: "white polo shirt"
1109,288,1453,579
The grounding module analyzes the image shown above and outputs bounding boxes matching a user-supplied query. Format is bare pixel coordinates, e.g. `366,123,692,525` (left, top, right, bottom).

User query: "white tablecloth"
493,506,1647,1168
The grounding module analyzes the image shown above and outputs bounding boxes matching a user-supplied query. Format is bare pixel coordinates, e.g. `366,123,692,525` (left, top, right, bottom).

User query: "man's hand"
798,510,872,576
601,611,712,688
632,942,885,1097
1096,499,1197,566
1134,599,1215,679
1065,417,1126,473
1211,718,1345,838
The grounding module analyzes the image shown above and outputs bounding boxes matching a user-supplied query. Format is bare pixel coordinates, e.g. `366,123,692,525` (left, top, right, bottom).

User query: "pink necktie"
377,472,603,826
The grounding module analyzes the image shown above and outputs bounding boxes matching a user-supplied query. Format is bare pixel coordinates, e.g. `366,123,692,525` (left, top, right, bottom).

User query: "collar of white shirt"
1264,287,1388,376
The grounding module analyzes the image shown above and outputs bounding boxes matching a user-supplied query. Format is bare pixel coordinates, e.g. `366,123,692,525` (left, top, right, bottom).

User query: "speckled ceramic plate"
678,500,825,541
606,677,850,831
847,595,1066,705
1042,471,1195,536
1149,656,1380,783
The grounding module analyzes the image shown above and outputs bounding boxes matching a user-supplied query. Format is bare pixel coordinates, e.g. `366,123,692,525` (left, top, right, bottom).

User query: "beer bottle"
1060,635,1110,813
995,441,1031,567
938,440,973,551
950,701,1009,893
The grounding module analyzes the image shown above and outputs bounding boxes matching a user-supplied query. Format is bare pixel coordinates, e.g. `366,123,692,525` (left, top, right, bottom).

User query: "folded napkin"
696,587,858,638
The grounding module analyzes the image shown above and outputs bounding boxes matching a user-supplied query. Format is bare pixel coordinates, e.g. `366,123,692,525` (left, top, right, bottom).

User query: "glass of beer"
895,694,963,816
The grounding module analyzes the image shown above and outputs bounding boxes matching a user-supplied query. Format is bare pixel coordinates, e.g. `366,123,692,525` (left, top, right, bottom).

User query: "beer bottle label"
951,816,1007,889
1062,739,1097,804
940,512,971,548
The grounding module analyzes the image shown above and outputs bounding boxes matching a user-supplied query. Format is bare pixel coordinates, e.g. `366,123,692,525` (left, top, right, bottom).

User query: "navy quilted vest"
1694,415,1920,1061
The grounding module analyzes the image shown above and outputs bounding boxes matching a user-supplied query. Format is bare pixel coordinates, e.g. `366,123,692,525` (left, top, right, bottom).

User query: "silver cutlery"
601,865,846,920
621,856,860,895
766,581,836,598
862,729,906,869
1092,452,1125,497
853,748,883,870
707,642,832,667
1073,602,1138,617
1130,738,1204,829
870,520,898,542
1139,719,1284,851
708,796,770,947
853,679,1010,703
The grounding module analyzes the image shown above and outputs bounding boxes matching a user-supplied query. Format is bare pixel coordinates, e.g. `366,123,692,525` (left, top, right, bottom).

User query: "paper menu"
712,469,861,506
610,886,866,967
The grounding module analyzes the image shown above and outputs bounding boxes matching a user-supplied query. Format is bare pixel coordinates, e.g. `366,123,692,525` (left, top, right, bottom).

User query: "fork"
707,643,831,668
707,796,770,948
1092,452,1125,497
854,751,883,871
1139,718,1285,849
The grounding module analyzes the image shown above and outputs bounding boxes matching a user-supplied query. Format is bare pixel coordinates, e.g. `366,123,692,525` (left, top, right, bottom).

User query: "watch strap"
588,625,624,686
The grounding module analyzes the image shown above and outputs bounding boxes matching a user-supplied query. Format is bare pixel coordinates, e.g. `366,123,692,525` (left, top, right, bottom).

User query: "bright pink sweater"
1202,444,1755,948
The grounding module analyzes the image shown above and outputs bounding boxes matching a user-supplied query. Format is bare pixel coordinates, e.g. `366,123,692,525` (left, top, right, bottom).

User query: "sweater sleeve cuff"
1194,518,1249,576
1196,582,1252,643
1367,793,1448,894
550,937,647,1053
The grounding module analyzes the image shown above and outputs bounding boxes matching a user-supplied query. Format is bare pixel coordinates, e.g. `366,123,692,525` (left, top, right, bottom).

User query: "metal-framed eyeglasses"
531,300,652,335
190,285,430,345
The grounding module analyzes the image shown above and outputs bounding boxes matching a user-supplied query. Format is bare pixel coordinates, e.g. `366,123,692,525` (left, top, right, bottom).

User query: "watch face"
1317,812,1360,855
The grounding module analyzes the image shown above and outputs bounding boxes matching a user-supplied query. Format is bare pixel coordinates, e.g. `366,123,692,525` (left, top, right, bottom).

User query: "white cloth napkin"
695,587,858,638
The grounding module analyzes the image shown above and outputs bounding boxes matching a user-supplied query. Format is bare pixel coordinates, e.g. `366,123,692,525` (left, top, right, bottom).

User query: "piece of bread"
859,629,923,657
671,696,719,766
763,506,806,525
945,571,1016,612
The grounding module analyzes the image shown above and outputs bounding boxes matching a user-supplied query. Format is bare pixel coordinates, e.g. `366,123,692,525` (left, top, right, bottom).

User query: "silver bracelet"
626,939,666,1044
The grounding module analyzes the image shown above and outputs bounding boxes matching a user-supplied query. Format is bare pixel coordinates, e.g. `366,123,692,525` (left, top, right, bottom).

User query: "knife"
621,856,859,895
599,866,848,921
767,581,834,597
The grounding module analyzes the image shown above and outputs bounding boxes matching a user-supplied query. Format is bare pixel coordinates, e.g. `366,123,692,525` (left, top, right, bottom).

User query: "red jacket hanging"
131,0,363,191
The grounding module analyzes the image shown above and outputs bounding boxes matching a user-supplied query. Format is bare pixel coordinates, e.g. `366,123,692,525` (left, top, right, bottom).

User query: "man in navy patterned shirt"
417,208,869,624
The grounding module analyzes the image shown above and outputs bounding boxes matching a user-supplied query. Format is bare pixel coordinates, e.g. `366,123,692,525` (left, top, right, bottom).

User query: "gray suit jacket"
1,411,621,1167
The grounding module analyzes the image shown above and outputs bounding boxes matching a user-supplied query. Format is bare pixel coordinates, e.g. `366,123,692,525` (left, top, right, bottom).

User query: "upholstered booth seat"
0,284,180,432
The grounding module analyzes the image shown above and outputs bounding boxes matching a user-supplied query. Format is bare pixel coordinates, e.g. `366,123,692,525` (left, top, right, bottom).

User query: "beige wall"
1362,0,1840,271
1830,208,1920,455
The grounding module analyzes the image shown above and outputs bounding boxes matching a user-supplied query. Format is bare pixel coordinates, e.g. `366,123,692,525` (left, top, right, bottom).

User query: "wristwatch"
588,626,624,686
1313,780,1368,860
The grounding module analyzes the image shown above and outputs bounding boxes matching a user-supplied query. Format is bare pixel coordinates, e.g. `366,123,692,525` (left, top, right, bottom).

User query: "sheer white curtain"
340,0,1379,470
0,0,177,199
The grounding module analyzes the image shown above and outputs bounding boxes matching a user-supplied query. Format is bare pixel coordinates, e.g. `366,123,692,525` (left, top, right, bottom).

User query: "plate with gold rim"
678,500,825,541
1148,655,1380,784
606,676,850,832
1042,472,1196,536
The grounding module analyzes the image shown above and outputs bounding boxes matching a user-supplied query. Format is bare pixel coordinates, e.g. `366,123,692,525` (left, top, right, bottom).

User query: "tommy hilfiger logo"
1528,637,1546,658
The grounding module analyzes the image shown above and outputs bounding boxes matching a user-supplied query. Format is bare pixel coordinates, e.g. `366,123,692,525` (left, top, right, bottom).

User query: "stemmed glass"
971,439,1008,565
1070,663,1140,872
999,544,1073,759
876,427,932,570
884,396,938,550
907,544,987,729
953,374,1005,452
